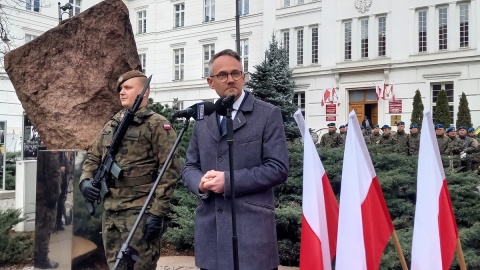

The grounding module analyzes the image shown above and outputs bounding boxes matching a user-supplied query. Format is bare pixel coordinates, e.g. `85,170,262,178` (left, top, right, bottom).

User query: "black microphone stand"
225,104,239,270
112,118,191,270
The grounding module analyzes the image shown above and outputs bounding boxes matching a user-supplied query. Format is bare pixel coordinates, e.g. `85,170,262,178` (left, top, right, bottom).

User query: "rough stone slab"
4,0,141,150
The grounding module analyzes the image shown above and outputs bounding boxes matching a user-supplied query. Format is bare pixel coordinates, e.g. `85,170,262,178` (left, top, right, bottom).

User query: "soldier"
379,125,396,145
457,126,476,171
407,124,420,156
467,127,479,149
339,125,346,136
369,124,381,144
445,127,464,169
361,126,371,144
320,122,344,148
34,150,61,269
80,70,180,269
393,121,409,154
435,124,449,155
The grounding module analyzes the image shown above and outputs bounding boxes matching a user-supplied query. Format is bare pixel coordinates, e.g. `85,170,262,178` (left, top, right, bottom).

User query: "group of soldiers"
319,121,480,172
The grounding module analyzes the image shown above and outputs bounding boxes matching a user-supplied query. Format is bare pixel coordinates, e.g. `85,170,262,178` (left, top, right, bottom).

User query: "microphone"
215,95,236,116
172,101,216,120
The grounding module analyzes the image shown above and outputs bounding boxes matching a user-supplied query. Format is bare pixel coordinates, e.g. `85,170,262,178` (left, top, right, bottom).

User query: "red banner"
326,116,337,121
326,104,336,115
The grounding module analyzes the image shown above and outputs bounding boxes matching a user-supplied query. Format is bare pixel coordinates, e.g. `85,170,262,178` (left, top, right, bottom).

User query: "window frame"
459,3,469,48
293,92,306,117
204,0,215,22
137,10,147,34
438,6,448,50
432,82,454,124
68,0,81,15
26,0,40,12
240,39,249,73
311,27,319,64
203,44,215,78
296,29,304,65
174,3,185,28
360,18,369,58
418,9,428,53
173,48,185,81
378,16,386,57
238,0,249,16
282,30,290,64
344,21,352,60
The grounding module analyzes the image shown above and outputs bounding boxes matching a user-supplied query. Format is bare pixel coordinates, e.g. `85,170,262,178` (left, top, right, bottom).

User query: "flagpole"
391,230,409,270
456,238,467,270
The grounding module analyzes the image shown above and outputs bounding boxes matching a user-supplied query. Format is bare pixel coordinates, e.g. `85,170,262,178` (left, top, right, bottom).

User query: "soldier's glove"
79,178,100,202
143,213,164,243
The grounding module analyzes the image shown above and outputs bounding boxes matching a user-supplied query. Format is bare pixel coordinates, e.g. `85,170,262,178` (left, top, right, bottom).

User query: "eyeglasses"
210,70,243,82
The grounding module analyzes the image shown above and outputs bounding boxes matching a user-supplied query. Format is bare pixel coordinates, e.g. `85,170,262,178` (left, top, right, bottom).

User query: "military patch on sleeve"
163,124,171,130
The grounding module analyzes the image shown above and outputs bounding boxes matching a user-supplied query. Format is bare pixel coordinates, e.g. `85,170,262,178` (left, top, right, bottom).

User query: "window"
296,29,303,65
438,7,448,50
378,16,386,57
68,0,81,15
203,44,215,78
173,99,184,110
344,21,352,60
282,31,290,64
238,0,249,16
174,49,184,81
204,0,215,22
459,3,469,48
26,0,40,12
311,27,319,64
360,18,369,58
293,92,305,116
418,10,427,52
432,83,454,124
174,3,185,28
240,39,249,73
297,0,304,4
137,11,147,34
25,34,38,44
139,53,146,74
284,0,290,7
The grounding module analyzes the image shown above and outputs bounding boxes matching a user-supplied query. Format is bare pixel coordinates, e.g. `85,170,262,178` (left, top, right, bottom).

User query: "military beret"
381,125,391,130
361,126,365,129
373,124,380,128
345,123,349,127
339,125,345,129
457,126,467,131
116,70,147,92
435,123,444,130
397,121,405,126
327,123,336,127
446,127,455,133
468,128,475,133
410,124,418,129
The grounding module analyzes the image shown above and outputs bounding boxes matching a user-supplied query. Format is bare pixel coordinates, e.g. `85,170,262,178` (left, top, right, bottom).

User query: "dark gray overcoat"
182,92,289,270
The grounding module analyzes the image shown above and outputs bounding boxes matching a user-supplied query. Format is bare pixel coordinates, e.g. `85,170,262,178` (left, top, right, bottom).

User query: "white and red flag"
375,84,383,100
335,110,394,270
294,110,338,270
411,110,459,270
321,88,330,107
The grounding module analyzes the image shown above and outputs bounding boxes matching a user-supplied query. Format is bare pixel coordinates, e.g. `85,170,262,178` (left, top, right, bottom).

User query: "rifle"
85,75,152,216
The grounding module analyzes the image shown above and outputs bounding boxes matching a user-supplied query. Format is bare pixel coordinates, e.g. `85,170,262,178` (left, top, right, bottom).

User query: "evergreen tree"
456,92,472,128
434,90,451,126
246,34,300,141
410,89,424,127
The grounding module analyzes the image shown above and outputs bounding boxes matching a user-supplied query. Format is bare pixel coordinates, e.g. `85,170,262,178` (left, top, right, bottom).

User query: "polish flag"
321,89,331,107
375,84,383,100
294,110,339,270
382,83,387,100
411,110,458,270
335,110,394,270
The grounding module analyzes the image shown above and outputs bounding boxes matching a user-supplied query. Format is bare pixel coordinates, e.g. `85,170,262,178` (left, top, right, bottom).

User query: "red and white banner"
383,84,395,101
336,110,394,270
411,110,459,270
294,110,339,270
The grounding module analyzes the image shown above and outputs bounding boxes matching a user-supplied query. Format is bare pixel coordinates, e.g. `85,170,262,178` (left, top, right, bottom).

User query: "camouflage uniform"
446,135,464,169
436,134,449,155
408,133,420,156
34,150,61,269
379,133,396,145
320,131,344,148
80,107,180,270
369,133,381,145
393,130,409,154
458,135,476,171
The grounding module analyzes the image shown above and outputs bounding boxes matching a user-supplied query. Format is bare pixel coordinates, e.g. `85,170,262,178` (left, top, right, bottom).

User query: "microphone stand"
112,118,191,270
225,105,239,270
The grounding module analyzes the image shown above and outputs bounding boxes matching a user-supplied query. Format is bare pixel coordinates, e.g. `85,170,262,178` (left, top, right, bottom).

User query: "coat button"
217,156,223,162
217,209,223,214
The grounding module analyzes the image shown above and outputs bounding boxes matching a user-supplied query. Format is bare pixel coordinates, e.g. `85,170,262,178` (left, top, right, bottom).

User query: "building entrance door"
348,88,378,126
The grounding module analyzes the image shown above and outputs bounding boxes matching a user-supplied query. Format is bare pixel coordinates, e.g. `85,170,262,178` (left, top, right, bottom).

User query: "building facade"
1,0,479,150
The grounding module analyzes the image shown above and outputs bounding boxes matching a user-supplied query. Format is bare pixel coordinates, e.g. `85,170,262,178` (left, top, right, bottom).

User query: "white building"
1,0,480,150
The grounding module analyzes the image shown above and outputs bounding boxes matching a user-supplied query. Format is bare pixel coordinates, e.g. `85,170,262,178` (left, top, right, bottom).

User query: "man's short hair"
208,49,242,76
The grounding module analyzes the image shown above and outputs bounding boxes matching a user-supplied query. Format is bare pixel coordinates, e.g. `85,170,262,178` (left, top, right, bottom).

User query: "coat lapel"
207,112,221,142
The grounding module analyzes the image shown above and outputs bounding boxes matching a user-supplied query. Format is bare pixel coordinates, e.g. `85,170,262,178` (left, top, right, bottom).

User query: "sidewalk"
157,257,299,270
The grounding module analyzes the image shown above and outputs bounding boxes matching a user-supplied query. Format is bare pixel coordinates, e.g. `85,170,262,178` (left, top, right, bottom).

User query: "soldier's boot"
34,252,59,269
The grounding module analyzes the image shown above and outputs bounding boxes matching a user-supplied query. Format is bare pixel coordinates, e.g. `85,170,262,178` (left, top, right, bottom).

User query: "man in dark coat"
182,49,289,270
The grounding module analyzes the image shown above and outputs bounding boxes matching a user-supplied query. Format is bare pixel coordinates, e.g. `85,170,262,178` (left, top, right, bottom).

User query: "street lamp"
58,2,73,23
0,22,10,43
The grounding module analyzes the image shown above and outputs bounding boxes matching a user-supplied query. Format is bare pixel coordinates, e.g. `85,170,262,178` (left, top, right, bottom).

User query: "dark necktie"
219,116,227,135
